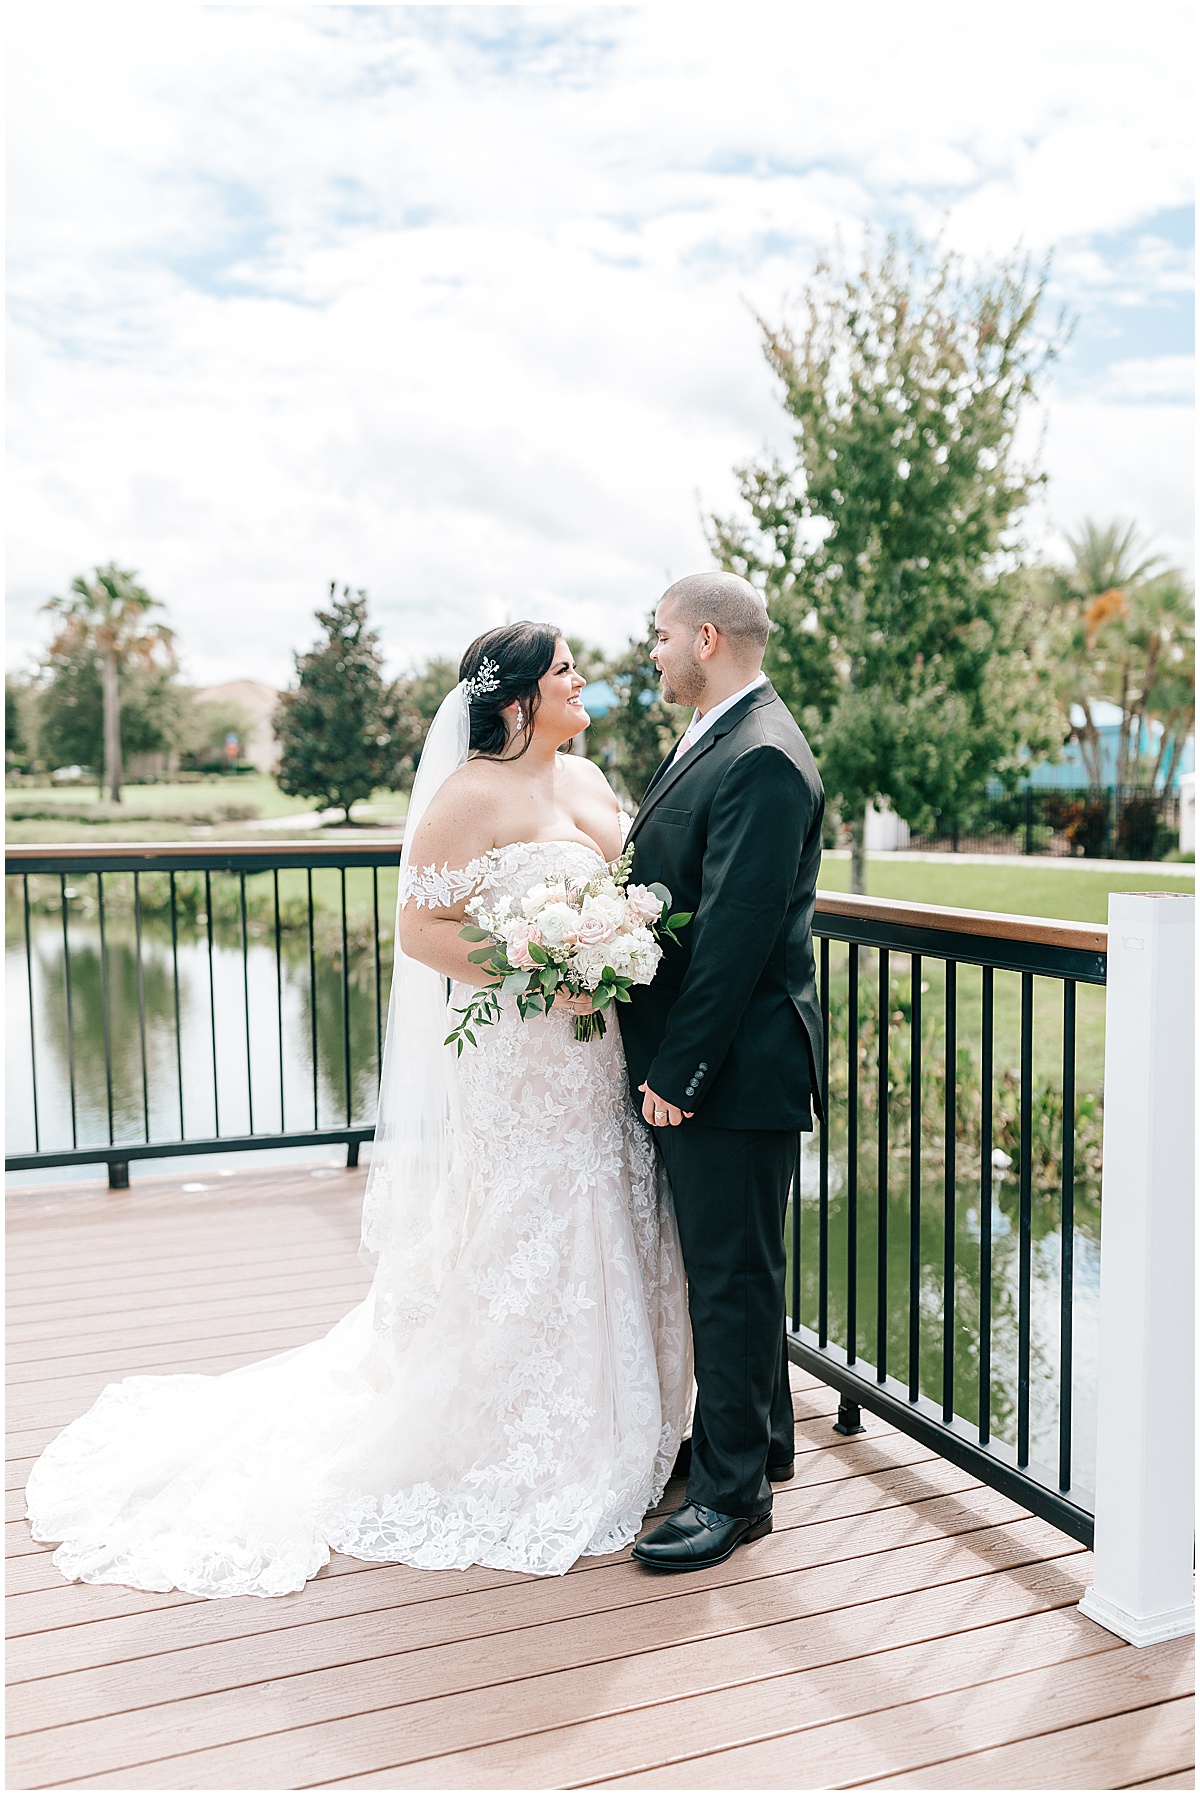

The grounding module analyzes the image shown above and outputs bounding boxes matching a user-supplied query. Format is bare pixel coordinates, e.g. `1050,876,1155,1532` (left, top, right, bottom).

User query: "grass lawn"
5,778,408,844
818,854,1193,923
817,855,1193,1091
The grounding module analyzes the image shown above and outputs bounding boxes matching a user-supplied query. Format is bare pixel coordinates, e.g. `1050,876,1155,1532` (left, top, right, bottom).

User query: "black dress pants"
654,1122,800,1519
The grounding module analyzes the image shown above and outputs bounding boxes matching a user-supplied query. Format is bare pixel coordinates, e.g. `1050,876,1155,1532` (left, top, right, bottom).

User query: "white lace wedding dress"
24,838,692,1598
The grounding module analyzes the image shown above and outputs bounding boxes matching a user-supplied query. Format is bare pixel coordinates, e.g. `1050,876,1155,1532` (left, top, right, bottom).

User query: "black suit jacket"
619,681,825,1131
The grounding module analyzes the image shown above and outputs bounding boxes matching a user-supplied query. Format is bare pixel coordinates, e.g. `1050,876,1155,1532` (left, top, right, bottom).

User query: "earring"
515,705,524,727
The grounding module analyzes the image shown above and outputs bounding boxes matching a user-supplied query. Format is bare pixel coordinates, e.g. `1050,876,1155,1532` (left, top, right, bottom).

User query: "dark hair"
459,621,563,759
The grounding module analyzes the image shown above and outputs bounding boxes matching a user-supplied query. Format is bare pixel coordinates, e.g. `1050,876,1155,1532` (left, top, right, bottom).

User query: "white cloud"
1033,396,1195,575
6,2,1194,686
1094,356,1195,403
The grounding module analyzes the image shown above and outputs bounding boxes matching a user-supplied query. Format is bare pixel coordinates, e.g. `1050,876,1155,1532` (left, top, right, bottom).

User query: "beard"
660,652,706,708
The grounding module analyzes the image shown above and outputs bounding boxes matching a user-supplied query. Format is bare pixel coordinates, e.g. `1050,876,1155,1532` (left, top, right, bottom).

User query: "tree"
709,235,1066,891
36,635,183,788
5,676,31,772
43,564,175,801
589,616,677,804
1051,519,1194,799
275,585,406,822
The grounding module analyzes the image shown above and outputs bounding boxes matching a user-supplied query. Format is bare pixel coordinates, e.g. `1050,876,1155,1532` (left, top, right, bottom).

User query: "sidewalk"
822,848,1194,876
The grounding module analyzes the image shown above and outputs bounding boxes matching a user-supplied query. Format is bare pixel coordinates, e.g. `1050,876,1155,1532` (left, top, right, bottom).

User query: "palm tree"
1057,520,1194,797
44,564,175,801
1062,518,1165,602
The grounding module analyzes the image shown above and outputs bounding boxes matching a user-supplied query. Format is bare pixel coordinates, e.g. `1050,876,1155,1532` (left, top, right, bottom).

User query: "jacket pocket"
652,807,691,826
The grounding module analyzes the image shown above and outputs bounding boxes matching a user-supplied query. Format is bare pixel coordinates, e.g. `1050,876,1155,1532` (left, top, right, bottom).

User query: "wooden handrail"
815,890,1107,954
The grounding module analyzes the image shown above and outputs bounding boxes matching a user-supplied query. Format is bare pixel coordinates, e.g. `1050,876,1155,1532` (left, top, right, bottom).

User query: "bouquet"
445,842,691,1049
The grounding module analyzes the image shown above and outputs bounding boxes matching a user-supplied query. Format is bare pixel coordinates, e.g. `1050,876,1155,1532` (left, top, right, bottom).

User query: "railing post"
1080,892,1195,1645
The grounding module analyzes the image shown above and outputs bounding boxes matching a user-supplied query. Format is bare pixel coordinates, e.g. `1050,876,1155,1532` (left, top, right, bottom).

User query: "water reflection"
788,938,1103,1497
6,911,392,1153
791,1142,1098,1495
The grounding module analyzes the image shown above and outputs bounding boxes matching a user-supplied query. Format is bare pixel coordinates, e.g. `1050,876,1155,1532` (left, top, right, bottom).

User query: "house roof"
193,680,279,724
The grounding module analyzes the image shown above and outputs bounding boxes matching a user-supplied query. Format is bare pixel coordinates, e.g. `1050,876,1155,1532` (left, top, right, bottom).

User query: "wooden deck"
6,1164,1194,1791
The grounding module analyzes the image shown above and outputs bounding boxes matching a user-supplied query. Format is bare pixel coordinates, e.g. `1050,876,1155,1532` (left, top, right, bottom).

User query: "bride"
25,622,692,1598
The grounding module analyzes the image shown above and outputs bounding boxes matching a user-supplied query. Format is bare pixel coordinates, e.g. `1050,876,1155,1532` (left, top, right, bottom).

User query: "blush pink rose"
575,909,617,947
625,883,664,924
505,921,538,970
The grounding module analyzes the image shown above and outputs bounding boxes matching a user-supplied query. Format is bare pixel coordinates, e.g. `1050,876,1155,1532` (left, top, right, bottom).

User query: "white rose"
572,943,611,989
533,902,579,950
521,882,555,918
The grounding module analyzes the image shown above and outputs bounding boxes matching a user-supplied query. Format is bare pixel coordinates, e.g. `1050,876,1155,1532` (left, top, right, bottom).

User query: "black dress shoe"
631,1500,772,1572
670,1438,794,1484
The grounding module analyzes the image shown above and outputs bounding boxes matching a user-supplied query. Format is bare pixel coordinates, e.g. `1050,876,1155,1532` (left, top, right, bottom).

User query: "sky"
6,2,1195,688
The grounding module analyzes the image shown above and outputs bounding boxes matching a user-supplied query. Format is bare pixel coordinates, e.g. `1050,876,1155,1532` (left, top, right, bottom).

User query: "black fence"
6,843,1105,1547
904,784,1181,860
790,891,1106,1547
5,842,400,1182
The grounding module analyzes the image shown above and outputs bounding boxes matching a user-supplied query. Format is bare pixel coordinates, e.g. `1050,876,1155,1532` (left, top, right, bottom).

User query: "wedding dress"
25,689,692,1599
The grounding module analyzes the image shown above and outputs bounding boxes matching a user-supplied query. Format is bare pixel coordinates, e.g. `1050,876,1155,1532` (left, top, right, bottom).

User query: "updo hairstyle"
459,621,563,760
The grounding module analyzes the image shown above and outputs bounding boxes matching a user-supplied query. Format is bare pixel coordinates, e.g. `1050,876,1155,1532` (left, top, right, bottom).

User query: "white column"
1080,891,1195,1646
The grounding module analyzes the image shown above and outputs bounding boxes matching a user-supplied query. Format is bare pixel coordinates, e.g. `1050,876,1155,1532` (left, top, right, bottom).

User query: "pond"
6,908,389,1157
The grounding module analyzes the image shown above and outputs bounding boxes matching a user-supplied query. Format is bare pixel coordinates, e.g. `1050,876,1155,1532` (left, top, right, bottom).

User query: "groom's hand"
639,1082,693,1127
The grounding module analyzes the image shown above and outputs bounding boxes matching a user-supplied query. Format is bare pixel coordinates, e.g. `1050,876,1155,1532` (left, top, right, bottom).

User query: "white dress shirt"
671,672,768,763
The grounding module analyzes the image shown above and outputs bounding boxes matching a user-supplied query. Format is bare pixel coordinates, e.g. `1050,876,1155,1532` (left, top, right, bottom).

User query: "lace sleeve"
618,809,632,843
398,862,482,910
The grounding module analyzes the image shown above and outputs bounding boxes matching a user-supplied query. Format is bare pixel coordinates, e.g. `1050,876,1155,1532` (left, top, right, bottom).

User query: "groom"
620,571,825,1572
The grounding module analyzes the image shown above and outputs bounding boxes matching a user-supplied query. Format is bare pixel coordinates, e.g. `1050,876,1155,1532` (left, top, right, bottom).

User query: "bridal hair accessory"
463,657,501,703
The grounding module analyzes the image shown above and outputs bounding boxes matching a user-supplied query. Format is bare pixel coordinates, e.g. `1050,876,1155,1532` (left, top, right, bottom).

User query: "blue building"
1023,701,1194,790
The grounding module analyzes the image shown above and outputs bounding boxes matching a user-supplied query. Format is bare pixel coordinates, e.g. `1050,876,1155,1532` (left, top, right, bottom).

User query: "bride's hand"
562,992,596,1017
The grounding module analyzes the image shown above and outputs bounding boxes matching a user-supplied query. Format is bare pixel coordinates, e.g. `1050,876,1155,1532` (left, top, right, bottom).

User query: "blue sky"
6,2,1194,686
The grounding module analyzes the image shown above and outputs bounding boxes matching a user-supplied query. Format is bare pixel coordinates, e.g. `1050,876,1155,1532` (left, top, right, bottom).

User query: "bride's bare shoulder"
406,760,507,865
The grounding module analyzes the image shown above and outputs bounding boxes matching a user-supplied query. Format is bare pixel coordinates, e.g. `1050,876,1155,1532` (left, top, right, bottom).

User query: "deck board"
7,1165,1194,1791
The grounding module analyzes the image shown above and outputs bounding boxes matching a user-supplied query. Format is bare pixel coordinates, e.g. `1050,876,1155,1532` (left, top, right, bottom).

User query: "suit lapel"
640,737,686,803
628,733,717,843
628,682,777,843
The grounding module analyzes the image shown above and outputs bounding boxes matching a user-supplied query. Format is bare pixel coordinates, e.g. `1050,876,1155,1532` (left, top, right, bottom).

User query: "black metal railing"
5,841,403,1183
7,842,1104,1547
790,891,1106,1547
902,784,1181,860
